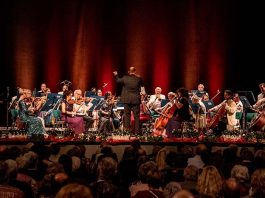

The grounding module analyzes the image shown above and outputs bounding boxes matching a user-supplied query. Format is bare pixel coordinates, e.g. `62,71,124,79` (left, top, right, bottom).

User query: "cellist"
165,88,191,137
208,90,237,131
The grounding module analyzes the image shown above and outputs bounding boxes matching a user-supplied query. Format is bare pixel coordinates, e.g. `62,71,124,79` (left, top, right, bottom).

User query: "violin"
67,97,76,105
24,97,34,103
75,97,95,105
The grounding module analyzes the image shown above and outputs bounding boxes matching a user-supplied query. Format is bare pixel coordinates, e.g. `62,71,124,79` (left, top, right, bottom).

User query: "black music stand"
238,91,256,105
239,96,252,131
40,93,63,112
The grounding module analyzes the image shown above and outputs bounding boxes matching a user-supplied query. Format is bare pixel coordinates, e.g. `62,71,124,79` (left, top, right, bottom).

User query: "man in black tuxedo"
113,67,144,134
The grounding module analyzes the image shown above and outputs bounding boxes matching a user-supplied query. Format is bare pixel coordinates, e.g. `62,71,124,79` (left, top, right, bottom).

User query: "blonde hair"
55,183,93,198
251,169,265,190
231,165,249,182
197,165,223,197
155,148,169,170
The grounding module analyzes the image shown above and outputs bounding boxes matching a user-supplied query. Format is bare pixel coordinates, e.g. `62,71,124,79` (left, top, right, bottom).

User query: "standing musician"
113,67,145,134
147,87,166,114
61,90,84,135
165,88,191,137
208,90,237,131
98,91,117,135
253,83,265,111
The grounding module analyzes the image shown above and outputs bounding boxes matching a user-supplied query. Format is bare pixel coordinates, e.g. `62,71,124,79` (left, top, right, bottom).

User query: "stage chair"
50,110,68,138
235,112,243,129
246,113,256,123
236,112,243,120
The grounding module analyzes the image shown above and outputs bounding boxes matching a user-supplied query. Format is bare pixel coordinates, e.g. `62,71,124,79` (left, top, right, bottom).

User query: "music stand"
92,98,104,111
40,93,63,112
202,100,215,111
238,91,256,105
85,91,96,97
239,96,252,131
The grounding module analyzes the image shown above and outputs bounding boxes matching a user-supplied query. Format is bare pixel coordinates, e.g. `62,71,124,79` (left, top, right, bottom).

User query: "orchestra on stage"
7,79,265,139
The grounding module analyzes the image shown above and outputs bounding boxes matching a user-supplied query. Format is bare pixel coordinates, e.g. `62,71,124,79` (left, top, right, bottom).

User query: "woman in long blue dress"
18,89,45,138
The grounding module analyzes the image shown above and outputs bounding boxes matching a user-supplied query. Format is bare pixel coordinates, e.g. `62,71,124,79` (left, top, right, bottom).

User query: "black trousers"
124,103,140,133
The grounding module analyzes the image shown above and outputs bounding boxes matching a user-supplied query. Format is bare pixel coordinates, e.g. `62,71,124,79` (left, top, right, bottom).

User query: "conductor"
113,67,144,134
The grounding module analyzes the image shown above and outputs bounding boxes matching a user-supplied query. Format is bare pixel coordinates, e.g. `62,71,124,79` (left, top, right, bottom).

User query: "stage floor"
0,126,264,147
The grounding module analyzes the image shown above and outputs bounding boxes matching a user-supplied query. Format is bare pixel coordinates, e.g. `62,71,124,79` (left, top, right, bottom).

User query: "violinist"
208,90,237,131
61,90,84,135
17,89,45,138
73,89,94,130
97,89,103,96
23,89,39,116
33,83,49,112
165,88,191,137
98,91,117,135
36,83,48,97
58,84,69,95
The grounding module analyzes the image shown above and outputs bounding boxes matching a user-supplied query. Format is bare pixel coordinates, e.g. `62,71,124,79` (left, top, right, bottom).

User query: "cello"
207,101,227,129
154,96,177,131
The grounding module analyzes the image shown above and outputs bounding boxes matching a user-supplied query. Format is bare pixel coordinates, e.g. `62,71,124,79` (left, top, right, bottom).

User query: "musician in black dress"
113,67,144,134
165,88,191,137
98,92,116,135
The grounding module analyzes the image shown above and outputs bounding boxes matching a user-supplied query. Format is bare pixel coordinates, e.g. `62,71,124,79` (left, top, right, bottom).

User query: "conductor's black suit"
115,74,143,133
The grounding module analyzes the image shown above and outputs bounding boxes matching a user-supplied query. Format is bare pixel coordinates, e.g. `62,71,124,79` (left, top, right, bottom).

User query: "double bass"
154,96,177,131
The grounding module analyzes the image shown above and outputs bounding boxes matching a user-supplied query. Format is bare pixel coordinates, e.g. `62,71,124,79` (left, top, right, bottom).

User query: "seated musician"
191,95,207,134
17,89,46,138
9,87,23,122
73,89,94,131
253,83,265,111
58,83,69,95
36,83,48,97
208,90,237,131
233,92,244,129
61,90,84,135
165,88,191,137
147,87,166,114
97,89,103,96
155,92,176,112
98,92,117,135
195,83,209,98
